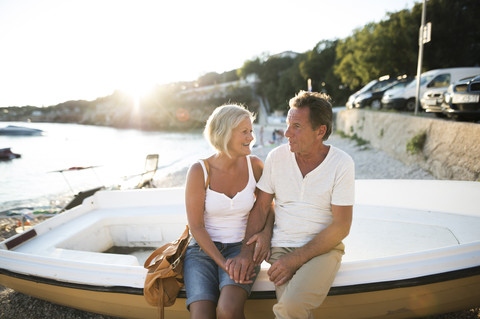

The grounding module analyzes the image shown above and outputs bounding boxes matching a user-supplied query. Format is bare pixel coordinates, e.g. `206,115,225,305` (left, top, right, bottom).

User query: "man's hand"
226,189,274,283
246,231,271,265
267,253,302,286
225,247,256,284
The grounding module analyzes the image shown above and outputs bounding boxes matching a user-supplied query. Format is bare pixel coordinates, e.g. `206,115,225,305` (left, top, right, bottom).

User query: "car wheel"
371,99,381,110
449,114,468,121
405,99,416,111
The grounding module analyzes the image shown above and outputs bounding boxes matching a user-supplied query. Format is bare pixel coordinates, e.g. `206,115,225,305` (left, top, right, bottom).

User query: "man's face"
284,107,325,155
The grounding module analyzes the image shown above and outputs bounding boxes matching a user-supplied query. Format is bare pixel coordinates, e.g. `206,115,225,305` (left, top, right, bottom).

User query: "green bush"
406,131,427,155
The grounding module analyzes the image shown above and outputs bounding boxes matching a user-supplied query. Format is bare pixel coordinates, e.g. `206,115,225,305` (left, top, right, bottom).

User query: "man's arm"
226,189,274,283
247,202,275,264
267,204,352,286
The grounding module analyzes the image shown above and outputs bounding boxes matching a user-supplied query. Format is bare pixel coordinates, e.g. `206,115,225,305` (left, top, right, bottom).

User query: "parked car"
421,90,447,116
346,79,380,109
441,75,480,121
382,67,480,111
346,76,395,109
421,75,475,117
353,76,413,109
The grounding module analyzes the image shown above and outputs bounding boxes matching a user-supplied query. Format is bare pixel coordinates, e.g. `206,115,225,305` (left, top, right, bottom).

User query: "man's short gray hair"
289,90,333,141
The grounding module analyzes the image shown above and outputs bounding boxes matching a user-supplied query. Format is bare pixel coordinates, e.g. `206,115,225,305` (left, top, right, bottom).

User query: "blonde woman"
184,104,271,319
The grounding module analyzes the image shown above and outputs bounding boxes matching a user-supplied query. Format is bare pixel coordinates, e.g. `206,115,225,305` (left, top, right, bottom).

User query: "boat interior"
1,180,480,290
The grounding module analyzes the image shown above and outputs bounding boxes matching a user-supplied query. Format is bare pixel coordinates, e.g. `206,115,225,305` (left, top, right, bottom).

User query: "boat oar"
49,165,101,173
48,165,102,194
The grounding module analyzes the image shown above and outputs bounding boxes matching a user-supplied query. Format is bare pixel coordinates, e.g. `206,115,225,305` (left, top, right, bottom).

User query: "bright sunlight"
0,0,417,108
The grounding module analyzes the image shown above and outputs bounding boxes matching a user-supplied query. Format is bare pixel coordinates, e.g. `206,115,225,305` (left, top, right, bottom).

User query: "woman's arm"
226,189,274,283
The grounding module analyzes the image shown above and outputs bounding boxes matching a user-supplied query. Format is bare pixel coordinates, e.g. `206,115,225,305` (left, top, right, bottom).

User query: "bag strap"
144,225,190,268
144,242,168,269
202,159,210,190
158,280,165,319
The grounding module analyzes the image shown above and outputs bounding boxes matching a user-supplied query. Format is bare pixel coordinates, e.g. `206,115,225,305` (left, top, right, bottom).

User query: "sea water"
0,121,212,212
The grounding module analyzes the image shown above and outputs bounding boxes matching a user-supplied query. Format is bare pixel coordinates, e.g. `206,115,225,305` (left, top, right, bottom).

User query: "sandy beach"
1,128,478,318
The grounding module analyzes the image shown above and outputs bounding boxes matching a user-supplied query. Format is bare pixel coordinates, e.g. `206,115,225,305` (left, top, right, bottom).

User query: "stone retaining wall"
335,109,480,181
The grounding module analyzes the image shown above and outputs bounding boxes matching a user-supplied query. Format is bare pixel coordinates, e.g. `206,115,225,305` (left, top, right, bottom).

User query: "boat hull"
0,125,43,136
0,147,21,160
2,268,480,318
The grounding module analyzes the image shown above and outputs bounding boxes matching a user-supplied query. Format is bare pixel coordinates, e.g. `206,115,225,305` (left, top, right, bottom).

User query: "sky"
0,0,418,108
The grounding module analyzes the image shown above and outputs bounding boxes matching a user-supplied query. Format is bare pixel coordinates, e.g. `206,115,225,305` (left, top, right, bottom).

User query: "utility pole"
414,0,430,115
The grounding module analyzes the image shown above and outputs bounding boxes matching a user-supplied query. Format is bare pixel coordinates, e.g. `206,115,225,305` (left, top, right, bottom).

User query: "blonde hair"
204,104,256,157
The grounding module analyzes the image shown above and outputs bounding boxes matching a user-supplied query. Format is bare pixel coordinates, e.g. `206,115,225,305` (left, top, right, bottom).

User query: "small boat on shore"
0,148,21,160
0,125,43,136
0,179,479,318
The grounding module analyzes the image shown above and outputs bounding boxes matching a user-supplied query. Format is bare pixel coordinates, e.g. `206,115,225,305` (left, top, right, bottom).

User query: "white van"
381,67,480,111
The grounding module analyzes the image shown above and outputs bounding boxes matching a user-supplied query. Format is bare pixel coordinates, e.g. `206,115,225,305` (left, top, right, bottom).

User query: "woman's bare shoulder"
249,155,264,180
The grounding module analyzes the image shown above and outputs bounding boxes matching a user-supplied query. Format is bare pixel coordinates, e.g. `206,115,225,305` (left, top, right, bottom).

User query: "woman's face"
227,117,254,157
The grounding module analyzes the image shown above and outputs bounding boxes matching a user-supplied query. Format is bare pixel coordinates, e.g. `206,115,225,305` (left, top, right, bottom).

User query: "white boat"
0,125,43,136
0,179,479,318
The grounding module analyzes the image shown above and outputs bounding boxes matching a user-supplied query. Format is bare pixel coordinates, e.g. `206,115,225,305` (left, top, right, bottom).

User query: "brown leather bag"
143,225,191,318
143,159,209,318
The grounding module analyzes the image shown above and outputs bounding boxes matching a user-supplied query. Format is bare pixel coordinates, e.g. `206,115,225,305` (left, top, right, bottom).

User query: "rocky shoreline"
1,132,478,318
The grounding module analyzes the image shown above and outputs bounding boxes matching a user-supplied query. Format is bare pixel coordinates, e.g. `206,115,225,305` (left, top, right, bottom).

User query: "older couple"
184,91,355,319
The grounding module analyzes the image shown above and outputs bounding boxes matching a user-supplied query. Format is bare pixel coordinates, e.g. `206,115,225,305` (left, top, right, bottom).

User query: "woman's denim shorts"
183,240,259,309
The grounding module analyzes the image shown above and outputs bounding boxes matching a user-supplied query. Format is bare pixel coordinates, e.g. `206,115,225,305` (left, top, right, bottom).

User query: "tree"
422,0,480,69
334,0,480,94
197,70,240,87
299,40,348,105
334,23,387,90
239,54,298,111
237,58,262,80
276,57,306,111
334,30,368,90
372,9,418,76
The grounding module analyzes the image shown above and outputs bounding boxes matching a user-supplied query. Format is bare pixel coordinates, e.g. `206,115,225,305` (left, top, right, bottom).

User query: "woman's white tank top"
199,156,256,243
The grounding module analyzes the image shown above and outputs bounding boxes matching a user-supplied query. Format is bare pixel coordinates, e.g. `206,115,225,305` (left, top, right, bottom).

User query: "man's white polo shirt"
257,143,355,247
